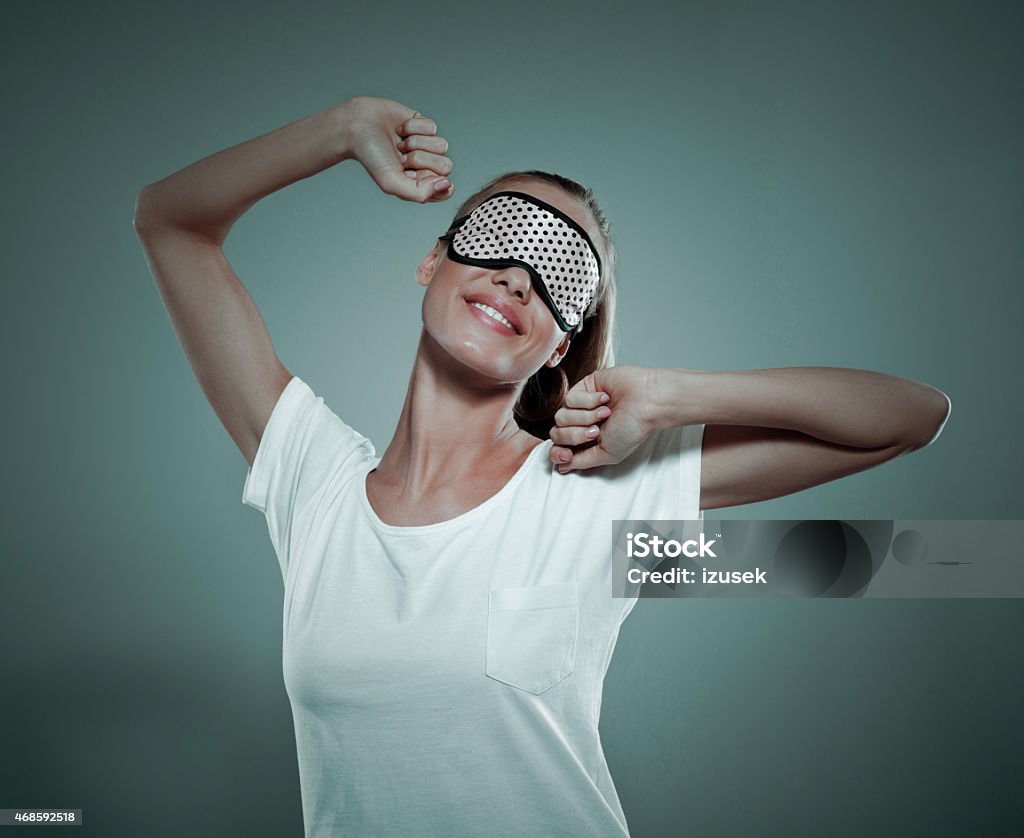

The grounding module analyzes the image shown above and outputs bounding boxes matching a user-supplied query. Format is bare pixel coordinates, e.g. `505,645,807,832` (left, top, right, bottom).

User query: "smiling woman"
425,172,620,439
134,94,950,838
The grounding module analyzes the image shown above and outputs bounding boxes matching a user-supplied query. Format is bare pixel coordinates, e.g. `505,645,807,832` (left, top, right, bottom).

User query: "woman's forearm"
646,366,951,450
134,101,354,244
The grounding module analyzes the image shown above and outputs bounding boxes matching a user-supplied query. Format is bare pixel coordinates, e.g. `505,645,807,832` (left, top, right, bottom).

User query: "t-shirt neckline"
358,439,553,537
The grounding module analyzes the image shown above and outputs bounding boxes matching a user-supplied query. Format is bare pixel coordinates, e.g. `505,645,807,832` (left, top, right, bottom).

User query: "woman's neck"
373,331,540,497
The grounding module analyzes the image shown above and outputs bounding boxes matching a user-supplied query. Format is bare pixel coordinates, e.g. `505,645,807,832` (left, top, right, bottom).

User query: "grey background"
2,1,1021,836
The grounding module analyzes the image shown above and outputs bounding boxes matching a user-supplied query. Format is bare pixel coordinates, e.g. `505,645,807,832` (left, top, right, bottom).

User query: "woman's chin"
458,354,521,384
444,342,528,385
422,323,535,384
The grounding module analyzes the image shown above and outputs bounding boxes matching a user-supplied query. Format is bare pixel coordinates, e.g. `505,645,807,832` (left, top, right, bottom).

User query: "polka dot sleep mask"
438,191,603,333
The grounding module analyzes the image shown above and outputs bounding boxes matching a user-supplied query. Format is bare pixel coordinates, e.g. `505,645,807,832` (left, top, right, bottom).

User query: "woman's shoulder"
259,374,378,478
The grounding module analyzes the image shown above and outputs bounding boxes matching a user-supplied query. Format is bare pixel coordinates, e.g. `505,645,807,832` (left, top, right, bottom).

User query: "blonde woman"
134,95,951,837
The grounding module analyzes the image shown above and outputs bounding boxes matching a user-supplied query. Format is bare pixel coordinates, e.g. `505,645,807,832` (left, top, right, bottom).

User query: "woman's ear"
546,332,573,367
416,240,445,286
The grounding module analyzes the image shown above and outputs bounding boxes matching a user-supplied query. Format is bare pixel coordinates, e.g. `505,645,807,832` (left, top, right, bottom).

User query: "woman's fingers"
403,171,453,196
397,115,438,137
346,99,454,204
554,405,611,428
393,111,452,201
429,180,455,201
400,149,453,177
549,424,602,447
550,398,612,448
555,443,614,474
564,389,610,410
391,168,452,200
397,134,449,155
550,441,613,473
404,168,439,180
550,445,574,464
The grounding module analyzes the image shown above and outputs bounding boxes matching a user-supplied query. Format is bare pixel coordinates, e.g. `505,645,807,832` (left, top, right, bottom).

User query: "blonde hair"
441,170,619,440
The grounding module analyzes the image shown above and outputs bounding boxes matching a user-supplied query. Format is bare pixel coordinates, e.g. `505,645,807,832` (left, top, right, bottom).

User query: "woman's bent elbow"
909,389,952,451
133,187,162,235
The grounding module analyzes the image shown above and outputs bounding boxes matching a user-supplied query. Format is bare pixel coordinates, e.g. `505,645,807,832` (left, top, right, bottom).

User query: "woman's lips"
466,300,519,336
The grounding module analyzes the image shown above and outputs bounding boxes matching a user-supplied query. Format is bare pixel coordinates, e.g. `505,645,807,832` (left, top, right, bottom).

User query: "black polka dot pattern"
442,192,602,331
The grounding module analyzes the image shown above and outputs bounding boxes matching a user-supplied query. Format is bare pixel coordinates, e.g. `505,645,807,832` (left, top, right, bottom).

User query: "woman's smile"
464,297,523,336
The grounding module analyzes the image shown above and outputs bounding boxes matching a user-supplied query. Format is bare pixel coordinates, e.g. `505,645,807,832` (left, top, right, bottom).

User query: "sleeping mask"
438,191,603,334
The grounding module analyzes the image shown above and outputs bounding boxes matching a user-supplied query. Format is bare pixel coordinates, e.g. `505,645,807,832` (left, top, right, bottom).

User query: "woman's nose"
493,266,532,300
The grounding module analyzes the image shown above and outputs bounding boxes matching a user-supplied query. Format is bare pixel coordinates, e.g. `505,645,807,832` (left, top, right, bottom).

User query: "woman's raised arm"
133,97,454,467
547,365,951,509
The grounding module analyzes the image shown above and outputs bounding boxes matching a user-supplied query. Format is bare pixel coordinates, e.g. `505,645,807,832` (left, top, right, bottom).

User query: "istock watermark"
612,520,1024,600
626,531,719,559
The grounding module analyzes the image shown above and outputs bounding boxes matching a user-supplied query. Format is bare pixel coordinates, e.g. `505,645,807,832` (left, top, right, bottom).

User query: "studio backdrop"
1,1,1021,836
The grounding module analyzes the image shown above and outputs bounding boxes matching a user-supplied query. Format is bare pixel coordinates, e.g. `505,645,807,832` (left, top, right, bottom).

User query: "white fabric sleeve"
678,423,705,518
242,375,375,579
624,422,705,520
615,422,705,625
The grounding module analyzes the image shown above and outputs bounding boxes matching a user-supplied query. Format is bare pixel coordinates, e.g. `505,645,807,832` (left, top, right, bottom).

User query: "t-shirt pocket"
486,581,579,694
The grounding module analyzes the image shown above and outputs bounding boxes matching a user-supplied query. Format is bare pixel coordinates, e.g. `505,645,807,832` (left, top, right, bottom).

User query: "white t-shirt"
242,375,704,837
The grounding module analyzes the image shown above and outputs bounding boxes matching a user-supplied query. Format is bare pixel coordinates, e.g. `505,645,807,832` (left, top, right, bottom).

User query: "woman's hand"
549,365,660,473
339,96,454,203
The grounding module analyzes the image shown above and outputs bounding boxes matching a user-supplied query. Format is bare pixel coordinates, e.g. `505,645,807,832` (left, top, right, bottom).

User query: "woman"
134,95,951,837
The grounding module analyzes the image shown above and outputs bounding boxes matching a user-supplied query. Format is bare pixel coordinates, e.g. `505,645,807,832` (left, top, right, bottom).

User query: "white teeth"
470,302,516,332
